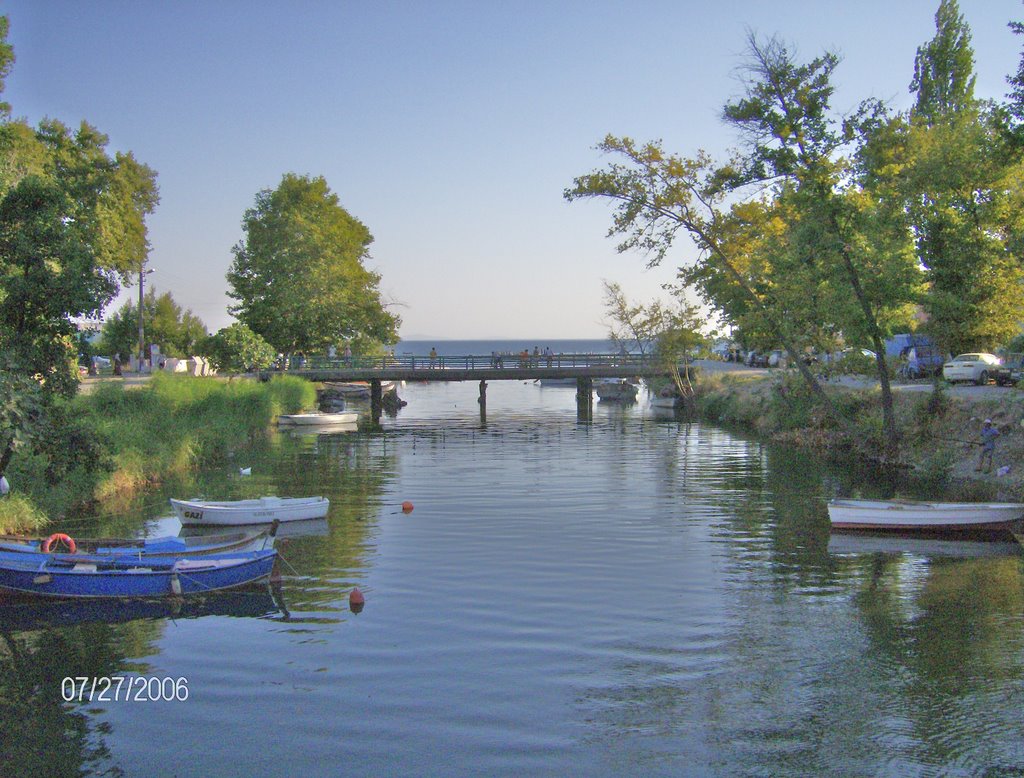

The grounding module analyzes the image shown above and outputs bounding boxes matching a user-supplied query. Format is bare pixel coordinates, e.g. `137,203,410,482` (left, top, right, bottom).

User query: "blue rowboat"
0,549,278,599
0,522,279,559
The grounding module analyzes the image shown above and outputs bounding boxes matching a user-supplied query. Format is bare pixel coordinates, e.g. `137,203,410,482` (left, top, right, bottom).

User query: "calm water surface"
2,379,1023,777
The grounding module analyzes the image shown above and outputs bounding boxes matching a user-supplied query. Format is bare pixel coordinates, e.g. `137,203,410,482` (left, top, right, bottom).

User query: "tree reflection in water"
0,588,284,777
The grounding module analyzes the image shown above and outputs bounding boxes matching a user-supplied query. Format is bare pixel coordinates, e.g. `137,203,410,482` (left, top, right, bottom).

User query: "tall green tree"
566,135,846,426
904,1,1024,355
0,16,158,482
1003,19,1024,146
724,35,922,449
0,16,13,120
227,174,399,357
910,0,976,121
100,288,208,360
568,35,923,455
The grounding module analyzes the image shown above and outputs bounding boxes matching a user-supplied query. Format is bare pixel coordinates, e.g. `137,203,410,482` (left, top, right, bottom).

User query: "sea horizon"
395,337,616,357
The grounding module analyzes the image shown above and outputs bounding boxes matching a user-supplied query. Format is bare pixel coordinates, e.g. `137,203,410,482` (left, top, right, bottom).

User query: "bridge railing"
278,352,656,372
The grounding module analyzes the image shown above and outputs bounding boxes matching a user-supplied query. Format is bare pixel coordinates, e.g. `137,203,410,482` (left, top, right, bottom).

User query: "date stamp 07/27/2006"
61,676,190,703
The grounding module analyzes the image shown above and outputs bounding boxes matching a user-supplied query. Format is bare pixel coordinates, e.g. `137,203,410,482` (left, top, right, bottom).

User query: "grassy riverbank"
695,370,1024,500
0,374,316,533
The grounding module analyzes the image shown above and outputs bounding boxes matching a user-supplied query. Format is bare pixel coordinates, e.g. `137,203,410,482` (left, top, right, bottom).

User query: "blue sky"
3,1,1021,340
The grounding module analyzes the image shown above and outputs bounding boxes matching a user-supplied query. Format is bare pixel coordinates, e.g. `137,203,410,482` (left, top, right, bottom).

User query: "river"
2,376,1023,777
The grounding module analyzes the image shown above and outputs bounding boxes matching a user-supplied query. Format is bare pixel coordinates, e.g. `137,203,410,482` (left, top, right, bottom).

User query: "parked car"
942,353,1001,385
994,353,1023,386
899,345,946,379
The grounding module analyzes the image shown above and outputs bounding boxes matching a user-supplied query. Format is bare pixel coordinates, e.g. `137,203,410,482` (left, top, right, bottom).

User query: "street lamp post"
137,267,153,372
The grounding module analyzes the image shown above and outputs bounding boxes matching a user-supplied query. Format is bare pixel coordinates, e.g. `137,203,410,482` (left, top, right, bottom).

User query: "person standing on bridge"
429,347,438,368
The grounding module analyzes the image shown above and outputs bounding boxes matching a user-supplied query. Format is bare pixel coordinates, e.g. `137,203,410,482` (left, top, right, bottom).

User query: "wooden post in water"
478,379,487,425
576,377,592,421
370,379,382,423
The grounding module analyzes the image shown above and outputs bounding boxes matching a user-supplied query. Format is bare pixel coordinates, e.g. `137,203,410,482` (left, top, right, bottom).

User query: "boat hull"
278,412,358,426
828,499,1024,537
171,496,330,526
0,549,278,599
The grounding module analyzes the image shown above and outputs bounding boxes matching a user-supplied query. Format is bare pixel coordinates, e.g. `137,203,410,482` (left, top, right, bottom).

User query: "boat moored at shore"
171,496,330,526
0,548,279,598
277,411,358,426
0,525,279,558
827,498,1024,537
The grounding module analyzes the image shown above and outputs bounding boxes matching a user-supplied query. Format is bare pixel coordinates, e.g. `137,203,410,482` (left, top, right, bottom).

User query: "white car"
942,353,1001,385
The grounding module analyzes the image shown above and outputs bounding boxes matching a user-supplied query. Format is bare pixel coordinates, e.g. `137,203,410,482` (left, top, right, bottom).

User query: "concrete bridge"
259,352,678,421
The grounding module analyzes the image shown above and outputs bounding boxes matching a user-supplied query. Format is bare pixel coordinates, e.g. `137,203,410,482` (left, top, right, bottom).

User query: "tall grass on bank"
78,374,315,501
0,494,49,535
2,374,316,532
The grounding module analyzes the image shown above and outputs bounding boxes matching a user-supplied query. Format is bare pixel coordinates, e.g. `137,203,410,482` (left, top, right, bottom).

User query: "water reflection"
0,586,287,777
2,381,1023,776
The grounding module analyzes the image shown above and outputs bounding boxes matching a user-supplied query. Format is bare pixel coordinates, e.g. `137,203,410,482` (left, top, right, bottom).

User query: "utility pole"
137,267,152,371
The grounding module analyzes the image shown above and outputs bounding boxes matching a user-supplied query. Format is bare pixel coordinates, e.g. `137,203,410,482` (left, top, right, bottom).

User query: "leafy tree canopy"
199,323,277,374
99,288,208,360
910,0,976,122
227,173,399,356
0,15,157,481
0,16,13,119
903,2,1024,355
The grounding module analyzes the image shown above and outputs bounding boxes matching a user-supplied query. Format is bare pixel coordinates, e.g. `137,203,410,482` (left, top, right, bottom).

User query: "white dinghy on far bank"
277,411,358,427
827,498,1024,538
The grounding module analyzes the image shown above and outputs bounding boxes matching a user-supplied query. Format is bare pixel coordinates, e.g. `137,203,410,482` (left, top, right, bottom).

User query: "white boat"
324,381,397,399
827,498,1024,536
595,379,639,402
171,496,330,526
278,411,358,426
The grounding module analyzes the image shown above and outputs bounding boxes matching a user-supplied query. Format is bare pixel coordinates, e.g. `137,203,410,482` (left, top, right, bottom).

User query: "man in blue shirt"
977,419,999,473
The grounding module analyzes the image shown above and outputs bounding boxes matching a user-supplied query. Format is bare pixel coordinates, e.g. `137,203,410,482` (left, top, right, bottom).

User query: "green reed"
2,374,317,530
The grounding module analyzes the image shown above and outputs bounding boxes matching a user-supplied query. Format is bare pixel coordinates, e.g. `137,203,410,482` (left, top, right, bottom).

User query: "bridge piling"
576,377,593,421
370,379,382,423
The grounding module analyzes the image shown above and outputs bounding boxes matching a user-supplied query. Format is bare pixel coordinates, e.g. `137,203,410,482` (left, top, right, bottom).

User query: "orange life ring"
42,533,77,554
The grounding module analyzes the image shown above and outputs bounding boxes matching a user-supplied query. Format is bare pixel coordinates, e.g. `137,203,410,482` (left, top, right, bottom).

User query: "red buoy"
401,501,414,514
349,587,365,609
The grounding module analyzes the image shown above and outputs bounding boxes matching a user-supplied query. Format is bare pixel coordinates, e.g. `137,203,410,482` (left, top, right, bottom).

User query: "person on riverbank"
977,418,999,473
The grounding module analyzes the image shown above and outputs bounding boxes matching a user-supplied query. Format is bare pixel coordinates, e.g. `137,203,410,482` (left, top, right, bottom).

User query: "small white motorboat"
171,496,330,526
595,379,639,402
277,411,358,427
827,498,1024,536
